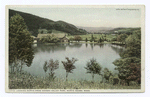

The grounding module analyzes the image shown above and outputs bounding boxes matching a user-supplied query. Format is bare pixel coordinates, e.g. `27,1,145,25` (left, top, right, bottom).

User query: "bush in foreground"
9,72,141,89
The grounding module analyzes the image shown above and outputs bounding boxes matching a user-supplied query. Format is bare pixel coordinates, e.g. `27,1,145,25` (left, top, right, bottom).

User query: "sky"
10,7,141,28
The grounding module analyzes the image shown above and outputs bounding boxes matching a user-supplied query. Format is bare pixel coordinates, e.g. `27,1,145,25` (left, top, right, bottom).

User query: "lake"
23,43,124,81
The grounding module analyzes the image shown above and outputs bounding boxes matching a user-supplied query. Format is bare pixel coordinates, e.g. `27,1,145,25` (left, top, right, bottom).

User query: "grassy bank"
9,72,140,89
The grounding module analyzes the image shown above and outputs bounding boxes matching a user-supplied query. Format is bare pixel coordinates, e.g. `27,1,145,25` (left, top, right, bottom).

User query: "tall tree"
85,38,88,42
74,35,82,42
84,58,102,82
9,13,34,73
99,37,102,43
91,34,95,42
62,57,78,81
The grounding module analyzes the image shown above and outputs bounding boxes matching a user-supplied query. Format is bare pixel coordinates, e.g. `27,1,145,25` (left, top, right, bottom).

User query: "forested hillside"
9,9,87,36
109,27,141,35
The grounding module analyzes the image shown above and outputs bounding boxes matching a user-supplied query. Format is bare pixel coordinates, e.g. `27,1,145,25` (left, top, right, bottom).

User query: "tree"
113,57,141,86
127,63,141,84
121,31,141,58
41,31,43,34
51,34,59,43
90,34,95,42
103,68,112,82
69,37,74,41
98,38,102,43
41,34,59,43
111,37,117,42
113,29,141,86
117,34,128,44
74,35,82,42
91,34,94,40
62,57,78,81
9,14,34,73
84,58,102,82
43,59,59,80
85,38,88,42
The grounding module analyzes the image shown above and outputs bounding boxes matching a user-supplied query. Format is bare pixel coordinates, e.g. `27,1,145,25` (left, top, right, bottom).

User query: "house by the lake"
37,33,69,43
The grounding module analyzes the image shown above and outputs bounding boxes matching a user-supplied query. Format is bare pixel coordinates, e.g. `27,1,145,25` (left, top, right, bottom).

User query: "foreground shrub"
43,59,59,80
84,58,102,82
61,57,78,81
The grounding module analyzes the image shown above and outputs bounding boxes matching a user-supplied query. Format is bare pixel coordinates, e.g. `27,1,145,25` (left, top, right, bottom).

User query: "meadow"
9,72,140,89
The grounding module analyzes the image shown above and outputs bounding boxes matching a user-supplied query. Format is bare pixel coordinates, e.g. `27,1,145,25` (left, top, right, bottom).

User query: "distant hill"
108,27,141,34
77,26,113,33
9,9,87,36
77,26,141,34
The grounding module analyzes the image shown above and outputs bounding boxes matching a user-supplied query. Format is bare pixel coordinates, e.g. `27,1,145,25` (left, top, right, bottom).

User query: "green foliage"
117,34,128,44
103,68,112,82
84,58,102,81
78,28,87,34
109,27,141,35
67,34,117,42
113,57,141,85
98,38,103,43
85,38,88,42
61,57,78,81
69,37,74,41
90,39,93,42
121,30,141,58
43,59,59,80
111,37,117,41
9,72,141,89
90,34,95,42
41,34,59,43
74,35,82,42
91,34,94,40
9,13,34,73
113,28,141,86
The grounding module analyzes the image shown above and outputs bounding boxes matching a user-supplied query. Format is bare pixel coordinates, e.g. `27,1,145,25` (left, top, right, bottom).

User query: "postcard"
5,5,145,93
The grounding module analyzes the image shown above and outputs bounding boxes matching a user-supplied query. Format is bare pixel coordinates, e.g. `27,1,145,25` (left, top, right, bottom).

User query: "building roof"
37,33,66,39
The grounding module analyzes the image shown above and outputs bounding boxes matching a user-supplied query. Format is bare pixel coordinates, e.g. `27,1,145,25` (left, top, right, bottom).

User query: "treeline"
9,9,87,37
9,13,34,73
40,35,59,43
109,27,141,35
113,29,141,86
69,34,108,42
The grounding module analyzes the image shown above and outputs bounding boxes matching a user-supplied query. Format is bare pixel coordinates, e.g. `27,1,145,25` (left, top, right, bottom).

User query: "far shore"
32,41,125,46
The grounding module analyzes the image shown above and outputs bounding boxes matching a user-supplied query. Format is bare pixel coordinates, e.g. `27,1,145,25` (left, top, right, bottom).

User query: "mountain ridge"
9,9,87,36
77,26,114,33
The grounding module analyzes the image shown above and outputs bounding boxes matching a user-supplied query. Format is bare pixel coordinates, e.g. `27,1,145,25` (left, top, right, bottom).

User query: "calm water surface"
23,43,124,81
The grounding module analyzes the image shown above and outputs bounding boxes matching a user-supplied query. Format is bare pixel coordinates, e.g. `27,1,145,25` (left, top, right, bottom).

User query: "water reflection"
68,43,82,48
111,45,124,54
33,44,66,53
85,43,88,48
24,43,124,81
90,43,94,50
33,43,83,53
